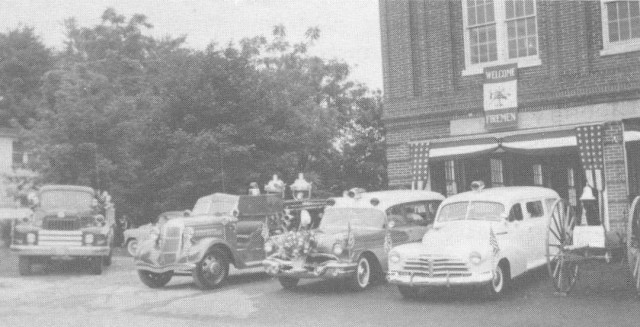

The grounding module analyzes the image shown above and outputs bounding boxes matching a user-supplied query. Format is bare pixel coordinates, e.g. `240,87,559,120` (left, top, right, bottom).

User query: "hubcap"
357,259,370,287
203,254,224,283
492,267,503,293
128,242,138,255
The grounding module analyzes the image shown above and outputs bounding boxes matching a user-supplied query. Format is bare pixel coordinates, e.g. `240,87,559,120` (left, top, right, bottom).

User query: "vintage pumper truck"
10,185,115,275
134,193,286,289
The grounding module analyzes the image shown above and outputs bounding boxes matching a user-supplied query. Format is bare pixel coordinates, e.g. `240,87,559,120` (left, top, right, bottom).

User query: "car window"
508,204,523,222
321,208,386,230
525,201,544,218
386,201,441,227
437,201,504,222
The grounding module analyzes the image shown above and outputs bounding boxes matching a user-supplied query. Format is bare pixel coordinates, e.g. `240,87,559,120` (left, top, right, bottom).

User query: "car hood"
413,220,501,257
313,227,383,252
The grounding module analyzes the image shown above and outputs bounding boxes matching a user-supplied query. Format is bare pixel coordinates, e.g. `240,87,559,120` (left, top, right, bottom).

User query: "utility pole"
220,147,225,193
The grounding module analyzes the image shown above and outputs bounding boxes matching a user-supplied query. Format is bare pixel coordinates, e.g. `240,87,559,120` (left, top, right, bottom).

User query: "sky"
0,0,383,91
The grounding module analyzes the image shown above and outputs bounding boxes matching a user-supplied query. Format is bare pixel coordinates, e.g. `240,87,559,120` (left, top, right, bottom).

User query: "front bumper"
135,261,195,274
10,245,111,257
263,257,357,279
387,270,494,287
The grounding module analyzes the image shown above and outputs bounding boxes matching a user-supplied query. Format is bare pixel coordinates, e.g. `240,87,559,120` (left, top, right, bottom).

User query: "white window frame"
461,0,542,76
600,0,640,56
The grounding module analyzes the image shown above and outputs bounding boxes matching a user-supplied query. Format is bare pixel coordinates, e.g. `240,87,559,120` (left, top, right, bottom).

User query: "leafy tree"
0,27,52,127
24,9,386,224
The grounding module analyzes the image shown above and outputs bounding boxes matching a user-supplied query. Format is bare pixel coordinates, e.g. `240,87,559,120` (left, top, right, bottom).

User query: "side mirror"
387,221,396,229
183,210,191,217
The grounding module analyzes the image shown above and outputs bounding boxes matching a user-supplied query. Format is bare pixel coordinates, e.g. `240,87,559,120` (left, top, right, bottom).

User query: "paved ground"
1,244,639,327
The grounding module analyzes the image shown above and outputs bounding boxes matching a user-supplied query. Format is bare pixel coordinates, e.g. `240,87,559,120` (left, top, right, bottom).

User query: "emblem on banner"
483,63,518,131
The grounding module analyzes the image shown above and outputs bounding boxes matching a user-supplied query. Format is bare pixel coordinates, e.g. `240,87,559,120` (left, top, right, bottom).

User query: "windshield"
191,195,237,216
437,201,505,222
320,208,385,230
40,191,94,211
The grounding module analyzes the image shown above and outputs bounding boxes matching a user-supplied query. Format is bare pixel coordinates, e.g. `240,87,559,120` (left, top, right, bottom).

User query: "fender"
190,237,239,265
134,238,157,260
501,244,527,278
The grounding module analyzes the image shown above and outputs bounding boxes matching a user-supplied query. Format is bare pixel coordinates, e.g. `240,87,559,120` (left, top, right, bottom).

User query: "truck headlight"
84,233,94,245
332,243,344,256
26,233,36,245
264,242,274,253
469,251,482,265
389,251,401,264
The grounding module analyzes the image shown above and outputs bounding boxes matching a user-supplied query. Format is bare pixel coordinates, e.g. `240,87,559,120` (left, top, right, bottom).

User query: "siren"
347,188,366,199
470,181,485,192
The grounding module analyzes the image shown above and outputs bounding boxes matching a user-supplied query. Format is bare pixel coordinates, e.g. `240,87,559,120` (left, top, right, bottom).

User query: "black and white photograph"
1,0,640,326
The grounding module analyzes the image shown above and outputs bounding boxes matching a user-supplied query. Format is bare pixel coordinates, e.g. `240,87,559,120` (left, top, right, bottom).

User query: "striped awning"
625,130,640,142
500,129,577,155
428,137,500,161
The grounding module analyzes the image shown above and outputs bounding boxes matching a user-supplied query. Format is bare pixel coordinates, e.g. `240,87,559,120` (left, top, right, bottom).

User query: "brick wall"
380,0,640,122
386,120,450,187
603,121,628,234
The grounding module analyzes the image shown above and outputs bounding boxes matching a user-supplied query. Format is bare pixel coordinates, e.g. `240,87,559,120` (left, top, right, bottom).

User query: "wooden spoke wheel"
627,196,640,294
546,199,579,294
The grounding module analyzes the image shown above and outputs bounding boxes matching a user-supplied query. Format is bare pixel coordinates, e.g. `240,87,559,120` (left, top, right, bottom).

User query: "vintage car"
124,210,187,256
387,183,561,298
134,193,284,289
10,185,115,275
262,189,445,291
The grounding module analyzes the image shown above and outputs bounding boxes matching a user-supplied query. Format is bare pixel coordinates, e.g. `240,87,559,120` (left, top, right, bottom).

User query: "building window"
533,164,543,186
445,160,458,196
462,0,540,75
601,0,640,55
12,141,28,166
567,167,577,206
490,158,504,187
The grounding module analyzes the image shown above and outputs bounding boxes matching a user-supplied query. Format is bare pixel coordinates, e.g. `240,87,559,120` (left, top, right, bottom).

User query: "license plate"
54,248,66,256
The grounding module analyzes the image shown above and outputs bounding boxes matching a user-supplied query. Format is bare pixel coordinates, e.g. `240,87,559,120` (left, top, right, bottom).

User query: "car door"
522,199,548,269
235,214,267,264
505,202,528,276
386,201,440,243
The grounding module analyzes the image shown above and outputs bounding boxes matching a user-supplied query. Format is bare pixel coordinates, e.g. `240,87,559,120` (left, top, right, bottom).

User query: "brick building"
379,0,640,233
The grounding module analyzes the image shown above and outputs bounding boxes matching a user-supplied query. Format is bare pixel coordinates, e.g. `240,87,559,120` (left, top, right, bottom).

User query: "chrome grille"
43,217,79,230
38,230,83,247
160,225,182,264
402,255,471,278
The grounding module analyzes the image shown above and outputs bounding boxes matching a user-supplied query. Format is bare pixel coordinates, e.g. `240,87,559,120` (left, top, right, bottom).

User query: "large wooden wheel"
628,196,640,294
546,199,579,294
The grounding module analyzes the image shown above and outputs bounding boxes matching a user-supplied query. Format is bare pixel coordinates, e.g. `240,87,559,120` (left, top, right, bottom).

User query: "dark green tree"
0,27,52,127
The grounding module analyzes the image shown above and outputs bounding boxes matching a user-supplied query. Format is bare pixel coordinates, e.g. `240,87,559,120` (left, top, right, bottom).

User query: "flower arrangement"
270,230,317,259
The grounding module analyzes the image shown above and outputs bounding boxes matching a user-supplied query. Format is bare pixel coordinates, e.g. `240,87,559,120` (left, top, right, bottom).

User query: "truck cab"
10,185,115,275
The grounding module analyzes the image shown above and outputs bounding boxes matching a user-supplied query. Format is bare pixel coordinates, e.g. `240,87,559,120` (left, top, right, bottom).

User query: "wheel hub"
208,260,222,275
357,260,369,286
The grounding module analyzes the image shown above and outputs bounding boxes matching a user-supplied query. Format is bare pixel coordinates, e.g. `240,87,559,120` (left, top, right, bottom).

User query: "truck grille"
38,230,83,247
402,255,471,278
43,216,80,230
159,225,183,264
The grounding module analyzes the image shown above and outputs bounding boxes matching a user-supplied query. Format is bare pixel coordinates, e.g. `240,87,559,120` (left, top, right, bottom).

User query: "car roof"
440,186,560,207
329,190,445,211
40,185,95,194
199,193,283,215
